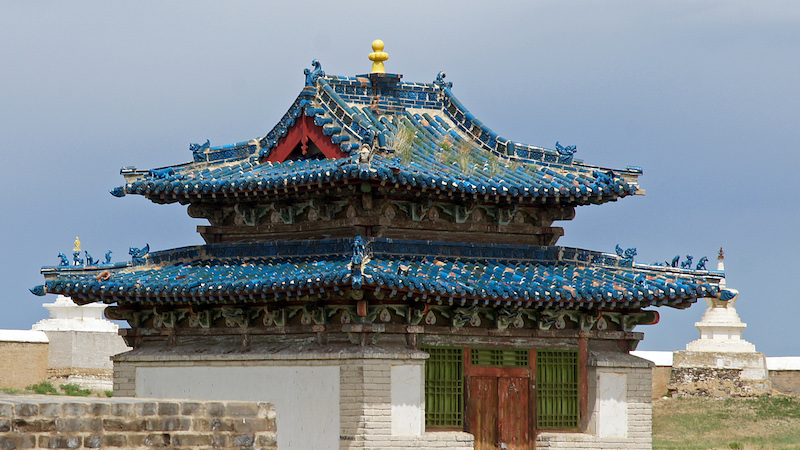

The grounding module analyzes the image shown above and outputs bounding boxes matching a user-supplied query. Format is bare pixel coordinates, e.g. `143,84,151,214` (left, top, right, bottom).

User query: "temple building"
33,41,729,450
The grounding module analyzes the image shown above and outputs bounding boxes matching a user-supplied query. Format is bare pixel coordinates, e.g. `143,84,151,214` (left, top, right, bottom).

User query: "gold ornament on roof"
73,236,82,252
369,40,388,74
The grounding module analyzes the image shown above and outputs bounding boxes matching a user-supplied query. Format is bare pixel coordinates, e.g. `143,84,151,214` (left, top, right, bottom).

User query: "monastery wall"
633,351,800,398
0,331,49,390
767,357,800,394
0,394,276,449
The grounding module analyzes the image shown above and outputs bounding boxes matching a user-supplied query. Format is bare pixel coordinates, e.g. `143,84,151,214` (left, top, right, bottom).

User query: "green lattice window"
537,349,579,429
471,348,529,367
422,347,463,428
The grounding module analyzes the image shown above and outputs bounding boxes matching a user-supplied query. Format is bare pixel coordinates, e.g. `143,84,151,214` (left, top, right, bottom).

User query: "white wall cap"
766,357,800,371
0,329,49,343
630,350,673,366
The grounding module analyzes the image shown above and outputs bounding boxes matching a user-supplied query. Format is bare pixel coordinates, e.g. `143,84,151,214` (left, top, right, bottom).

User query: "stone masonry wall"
669,367,771,397
0,394,276,449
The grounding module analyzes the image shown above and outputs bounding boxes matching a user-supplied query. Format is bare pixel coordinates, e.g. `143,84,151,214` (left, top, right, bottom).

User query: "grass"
59,383,92,396
28,381,58,395
453,139,475,175
0,381,100,397
389,122,416,164
653,395,800,449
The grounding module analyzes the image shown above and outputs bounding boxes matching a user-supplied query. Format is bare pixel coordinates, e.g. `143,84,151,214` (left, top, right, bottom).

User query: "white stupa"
32,294,130,390
672,249,770,393
684,249,755,353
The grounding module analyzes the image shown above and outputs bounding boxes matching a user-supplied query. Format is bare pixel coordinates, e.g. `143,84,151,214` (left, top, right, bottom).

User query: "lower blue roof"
37,238,722,310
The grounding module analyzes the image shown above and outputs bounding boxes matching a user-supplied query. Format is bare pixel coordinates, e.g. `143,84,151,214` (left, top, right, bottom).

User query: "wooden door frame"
464,348,537,448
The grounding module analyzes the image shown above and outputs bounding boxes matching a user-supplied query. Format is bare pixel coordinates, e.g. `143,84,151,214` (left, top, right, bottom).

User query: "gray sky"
2,1,798,354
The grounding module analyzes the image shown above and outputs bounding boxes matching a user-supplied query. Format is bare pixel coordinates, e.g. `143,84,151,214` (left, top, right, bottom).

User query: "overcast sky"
2,1,798,355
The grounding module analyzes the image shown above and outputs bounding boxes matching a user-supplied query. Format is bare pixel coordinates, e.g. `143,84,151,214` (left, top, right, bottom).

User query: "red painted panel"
263,115,348,163
469,366,530,378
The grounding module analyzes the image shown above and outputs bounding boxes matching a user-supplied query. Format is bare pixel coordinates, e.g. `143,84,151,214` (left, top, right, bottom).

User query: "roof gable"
263,114,348,163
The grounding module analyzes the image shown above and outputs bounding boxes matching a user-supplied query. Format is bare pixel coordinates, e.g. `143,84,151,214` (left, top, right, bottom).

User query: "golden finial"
369,40,388,74
73,236,82,252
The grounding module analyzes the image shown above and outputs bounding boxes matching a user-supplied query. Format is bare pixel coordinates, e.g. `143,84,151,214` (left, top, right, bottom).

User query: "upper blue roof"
114,65,643,206
37,238,722,310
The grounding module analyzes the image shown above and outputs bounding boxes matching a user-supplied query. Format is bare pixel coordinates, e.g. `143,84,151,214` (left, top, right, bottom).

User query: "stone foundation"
670,350,770,397
0,394,276,449
45,368,115,393
668,367,771,397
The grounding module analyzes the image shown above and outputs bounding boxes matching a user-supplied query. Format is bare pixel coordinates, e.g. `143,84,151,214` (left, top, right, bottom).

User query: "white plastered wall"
390,364,424,435
596,371,627,437
137,365,339,450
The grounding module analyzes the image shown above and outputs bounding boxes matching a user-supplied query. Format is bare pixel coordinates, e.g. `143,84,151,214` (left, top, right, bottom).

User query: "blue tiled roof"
114,69,641,205
39,238,720,309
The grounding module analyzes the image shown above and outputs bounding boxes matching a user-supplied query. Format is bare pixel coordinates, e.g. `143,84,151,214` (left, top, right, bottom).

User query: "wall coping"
631,350,673,366
588,350,653,369
0,393,277,407
766,357,800,371
633,352,800,371
0,330,48,343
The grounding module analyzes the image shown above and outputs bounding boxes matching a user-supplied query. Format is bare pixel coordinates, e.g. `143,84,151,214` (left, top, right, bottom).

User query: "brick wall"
537,354,653,450
111,361,135,397
0,395,276,449
338,358,473,450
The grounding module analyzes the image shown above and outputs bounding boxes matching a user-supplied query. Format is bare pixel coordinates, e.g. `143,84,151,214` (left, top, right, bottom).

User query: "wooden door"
467,366,534,450
468,376,498,449
498,376,531,449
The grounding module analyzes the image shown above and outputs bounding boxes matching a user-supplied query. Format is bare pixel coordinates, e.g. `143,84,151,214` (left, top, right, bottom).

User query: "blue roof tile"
115,69,642,206
40,238,720,309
